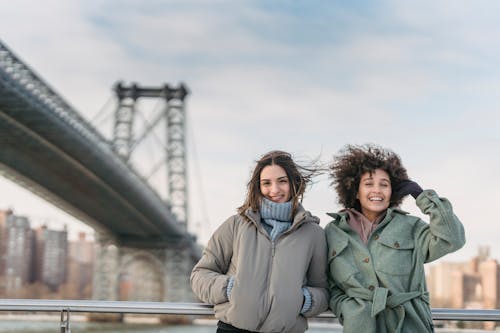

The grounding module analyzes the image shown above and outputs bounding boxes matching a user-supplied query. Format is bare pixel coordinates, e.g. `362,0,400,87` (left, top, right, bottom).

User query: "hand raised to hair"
392,180,423,200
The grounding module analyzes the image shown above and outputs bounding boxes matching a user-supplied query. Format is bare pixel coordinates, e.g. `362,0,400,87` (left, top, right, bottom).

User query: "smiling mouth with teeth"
370,197,383,201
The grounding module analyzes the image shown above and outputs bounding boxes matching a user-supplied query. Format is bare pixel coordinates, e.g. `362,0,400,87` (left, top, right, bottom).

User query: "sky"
1,0,499,262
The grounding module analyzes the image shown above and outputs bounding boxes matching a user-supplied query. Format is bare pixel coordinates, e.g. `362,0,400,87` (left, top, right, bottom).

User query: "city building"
65,231,94,299
4,212,34,296
33,225,69,291
0,209,77,298
428,246,500,329
0,209,11,295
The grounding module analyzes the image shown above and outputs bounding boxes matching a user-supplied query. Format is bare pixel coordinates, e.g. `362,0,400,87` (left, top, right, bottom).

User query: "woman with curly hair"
191,151,328,333
325,144,465,333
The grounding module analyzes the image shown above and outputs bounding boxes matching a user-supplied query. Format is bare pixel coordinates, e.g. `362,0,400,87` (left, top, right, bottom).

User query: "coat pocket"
374,235,415,275
328,237,359,283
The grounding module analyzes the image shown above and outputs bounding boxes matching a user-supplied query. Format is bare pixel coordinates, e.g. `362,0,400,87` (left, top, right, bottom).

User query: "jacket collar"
327,206,408,228
245,203,319,231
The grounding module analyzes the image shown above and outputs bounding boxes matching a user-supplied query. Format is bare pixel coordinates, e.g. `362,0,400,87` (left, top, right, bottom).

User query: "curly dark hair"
238,150,320,215
330,144,409,210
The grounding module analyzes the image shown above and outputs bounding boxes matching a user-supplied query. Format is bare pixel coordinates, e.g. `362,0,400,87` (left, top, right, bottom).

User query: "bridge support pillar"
89,233,122,322
92,233,120,301
164,244,196,302
91,232,197,303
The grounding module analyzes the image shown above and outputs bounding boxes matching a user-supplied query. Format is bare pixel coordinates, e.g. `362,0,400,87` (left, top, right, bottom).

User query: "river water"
0,318,488,332
0,313,491,333
0,320,342,333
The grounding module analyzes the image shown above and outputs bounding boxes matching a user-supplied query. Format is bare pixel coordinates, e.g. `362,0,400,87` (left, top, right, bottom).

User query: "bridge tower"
91,82,195,308
112,82,189,229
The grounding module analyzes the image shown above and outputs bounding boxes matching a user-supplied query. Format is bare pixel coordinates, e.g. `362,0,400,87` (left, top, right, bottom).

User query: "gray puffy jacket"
191,205,329,333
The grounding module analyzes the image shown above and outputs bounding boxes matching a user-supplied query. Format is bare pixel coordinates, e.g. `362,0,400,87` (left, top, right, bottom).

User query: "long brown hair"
238,151,320,215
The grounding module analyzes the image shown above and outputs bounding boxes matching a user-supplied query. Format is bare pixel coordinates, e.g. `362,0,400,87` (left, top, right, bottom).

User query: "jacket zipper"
252,212,308,330
256,240,275,331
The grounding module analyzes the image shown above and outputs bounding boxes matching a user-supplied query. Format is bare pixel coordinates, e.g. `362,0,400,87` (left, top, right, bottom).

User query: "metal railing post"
60,308,71,333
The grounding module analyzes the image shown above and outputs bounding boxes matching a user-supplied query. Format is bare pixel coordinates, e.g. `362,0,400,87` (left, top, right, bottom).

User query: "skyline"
1,1,500,261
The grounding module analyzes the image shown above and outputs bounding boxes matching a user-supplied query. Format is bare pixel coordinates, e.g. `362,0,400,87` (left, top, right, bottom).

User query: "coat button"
363,257,370,263
368,285,375,291
373,234,379,240
394,242,400,248
331,250,337,256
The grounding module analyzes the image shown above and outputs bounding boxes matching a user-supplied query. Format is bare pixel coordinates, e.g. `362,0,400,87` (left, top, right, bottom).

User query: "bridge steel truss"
0,40,199,303
112,82,189,229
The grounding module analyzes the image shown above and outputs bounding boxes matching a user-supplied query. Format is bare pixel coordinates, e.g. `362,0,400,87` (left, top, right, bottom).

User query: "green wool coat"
325,190,465,333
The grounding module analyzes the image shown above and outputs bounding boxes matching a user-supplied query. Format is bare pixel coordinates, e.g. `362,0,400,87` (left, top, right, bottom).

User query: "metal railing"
1,299,500,332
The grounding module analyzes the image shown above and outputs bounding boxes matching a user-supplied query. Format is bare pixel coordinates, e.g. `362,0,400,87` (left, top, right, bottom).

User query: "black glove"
392,180,423,200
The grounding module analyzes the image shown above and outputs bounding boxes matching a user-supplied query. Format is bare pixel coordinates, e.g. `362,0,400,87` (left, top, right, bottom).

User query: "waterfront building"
0,209,73,297
428,261,468,308
0,209,11,295
64,231,94,299
33,225,69,291
427,246,500,329
4,213,34,296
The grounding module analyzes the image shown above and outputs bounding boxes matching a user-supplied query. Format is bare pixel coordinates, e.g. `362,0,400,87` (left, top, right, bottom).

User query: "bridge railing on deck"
1,299,500,333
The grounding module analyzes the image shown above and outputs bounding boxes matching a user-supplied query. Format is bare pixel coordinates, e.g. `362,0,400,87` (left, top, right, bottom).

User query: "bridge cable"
130,99,167,153
186,111,211,235
136,98,168,149
132,100,169,197
89,94,115,129
144,158,167,181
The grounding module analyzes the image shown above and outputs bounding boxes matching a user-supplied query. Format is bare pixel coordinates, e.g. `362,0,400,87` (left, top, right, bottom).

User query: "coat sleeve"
414,189,466,263
302,227,329,317
190,216,236,305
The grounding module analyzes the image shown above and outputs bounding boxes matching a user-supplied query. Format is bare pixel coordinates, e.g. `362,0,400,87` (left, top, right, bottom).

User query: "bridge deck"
0,40,196,250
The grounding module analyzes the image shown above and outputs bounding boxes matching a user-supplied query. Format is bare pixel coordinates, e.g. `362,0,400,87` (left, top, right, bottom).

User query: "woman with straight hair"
325,144,465,333
191,150,329,333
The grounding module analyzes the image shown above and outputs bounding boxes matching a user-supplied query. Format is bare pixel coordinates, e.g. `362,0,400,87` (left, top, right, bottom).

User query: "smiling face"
357,168,392,221
259,164,291,203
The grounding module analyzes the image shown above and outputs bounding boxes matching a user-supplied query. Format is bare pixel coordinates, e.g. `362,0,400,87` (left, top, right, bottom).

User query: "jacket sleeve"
414,189,466,263
302,228,329,317
190,216,235,305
